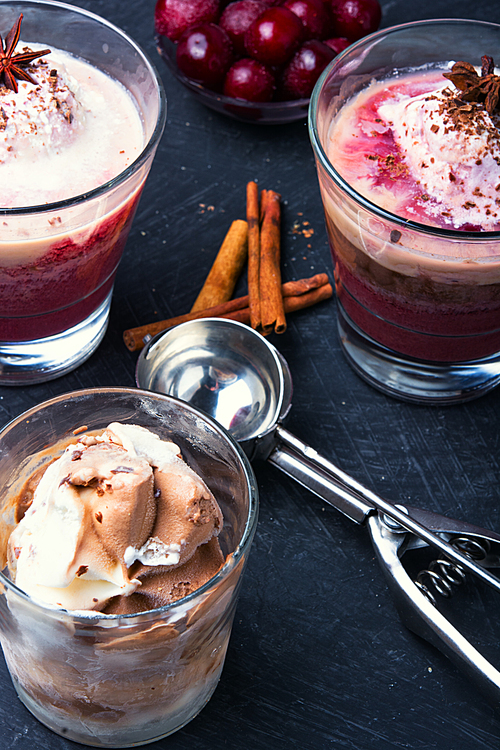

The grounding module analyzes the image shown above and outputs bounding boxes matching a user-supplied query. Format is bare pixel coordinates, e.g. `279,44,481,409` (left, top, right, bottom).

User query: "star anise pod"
0,13,50,93
443,56,500,114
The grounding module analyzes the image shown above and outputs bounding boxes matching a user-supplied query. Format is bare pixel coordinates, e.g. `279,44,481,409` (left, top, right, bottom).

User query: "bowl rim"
156,31,311,113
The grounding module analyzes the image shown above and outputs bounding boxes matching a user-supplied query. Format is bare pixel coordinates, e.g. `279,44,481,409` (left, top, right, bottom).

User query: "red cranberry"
154,0,220,42
282,0,331,40
327,0,381,42
177,23,233,90
280,39,334,98
324,36,350,54
244,7,304,66
224,57,276,101
220,0,268,55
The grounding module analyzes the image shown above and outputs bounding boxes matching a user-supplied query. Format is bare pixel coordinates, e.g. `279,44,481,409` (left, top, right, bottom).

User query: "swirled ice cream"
329,70,500,231
7,423,224,613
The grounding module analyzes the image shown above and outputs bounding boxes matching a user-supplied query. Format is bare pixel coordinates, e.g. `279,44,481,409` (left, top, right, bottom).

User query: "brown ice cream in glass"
0,388,258,747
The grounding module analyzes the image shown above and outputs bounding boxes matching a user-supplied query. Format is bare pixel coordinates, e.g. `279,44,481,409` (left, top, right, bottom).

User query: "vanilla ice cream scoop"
7,424,224,612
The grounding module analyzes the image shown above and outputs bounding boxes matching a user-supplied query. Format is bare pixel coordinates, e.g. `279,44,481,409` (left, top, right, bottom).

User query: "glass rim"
0,0,167,217
308,17,500,242
0,386,259,622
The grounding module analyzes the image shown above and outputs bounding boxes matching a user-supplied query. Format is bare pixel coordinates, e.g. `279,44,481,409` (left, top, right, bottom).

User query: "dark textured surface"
1,1,500,748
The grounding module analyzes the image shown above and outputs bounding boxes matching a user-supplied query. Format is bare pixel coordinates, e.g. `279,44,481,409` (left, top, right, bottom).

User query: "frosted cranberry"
177,23,233,90
324,36,350,54
245,7,304,66
220,0,268,55
154,0,220,41
282,0,331,40
280,39,334,98
224,58,276,101
327,0,381,42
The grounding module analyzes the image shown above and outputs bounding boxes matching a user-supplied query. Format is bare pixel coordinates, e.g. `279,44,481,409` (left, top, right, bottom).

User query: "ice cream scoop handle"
368,514,500,710
268,432,372,523
270,426,500,595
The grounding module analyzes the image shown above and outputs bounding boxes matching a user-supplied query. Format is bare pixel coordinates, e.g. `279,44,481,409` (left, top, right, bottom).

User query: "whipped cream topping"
0,49,84,164
0,43,144,209
328,69,500,231
378,83,500,229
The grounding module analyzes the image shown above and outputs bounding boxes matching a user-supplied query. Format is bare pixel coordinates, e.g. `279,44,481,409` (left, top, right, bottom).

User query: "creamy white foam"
0,43,144,209
328,69,500,231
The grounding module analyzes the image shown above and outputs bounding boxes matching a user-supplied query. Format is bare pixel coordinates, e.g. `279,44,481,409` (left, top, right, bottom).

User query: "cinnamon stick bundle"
190,219,248,312
123,274,331,352
246,184,286,335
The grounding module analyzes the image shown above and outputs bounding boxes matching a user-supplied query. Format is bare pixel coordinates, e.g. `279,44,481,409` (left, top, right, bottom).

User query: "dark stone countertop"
1,1,500,748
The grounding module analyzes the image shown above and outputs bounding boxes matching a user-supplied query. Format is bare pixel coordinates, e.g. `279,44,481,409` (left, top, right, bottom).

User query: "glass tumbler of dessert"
0,388,258,747
309,19,500,403
0,2,166,384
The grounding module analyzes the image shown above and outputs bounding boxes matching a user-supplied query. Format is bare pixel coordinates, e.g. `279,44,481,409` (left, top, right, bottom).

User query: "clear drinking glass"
0,388,258,747
309,20,500,404
0,2,166,384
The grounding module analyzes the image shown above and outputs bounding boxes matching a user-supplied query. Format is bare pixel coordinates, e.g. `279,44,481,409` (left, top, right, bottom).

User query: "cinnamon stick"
225,283,332,326
259,190,286,335
123,274,331,352
190,219,248,312
246,181,261,330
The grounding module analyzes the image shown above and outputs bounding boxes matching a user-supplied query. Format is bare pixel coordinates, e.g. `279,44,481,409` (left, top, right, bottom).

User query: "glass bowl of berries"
154,0,381,124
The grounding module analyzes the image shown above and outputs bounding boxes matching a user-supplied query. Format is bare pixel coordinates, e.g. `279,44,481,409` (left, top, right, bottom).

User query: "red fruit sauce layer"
326,216,500,362
0,192,141,342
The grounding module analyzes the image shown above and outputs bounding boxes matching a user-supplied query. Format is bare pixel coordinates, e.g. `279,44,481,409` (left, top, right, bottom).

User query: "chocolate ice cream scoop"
7,423,224,612
104,423,223,572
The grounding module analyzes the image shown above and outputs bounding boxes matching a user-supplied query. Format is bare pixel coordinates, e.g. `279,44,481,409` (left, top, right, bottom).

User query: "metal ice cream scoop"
136,317,500,709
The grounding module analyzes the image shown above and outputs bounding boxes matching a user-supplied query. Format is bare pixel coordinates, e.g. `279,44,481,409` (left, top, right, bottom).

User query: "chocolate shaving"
95,511,103,523
110,466,135,474
56,98,72,123
76,565,88,577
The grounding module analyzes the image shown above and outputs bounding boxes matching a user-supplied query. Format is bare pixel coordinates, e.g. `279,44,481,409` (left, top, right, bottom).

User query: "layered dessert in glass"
309,20,500,403
0,3,166,383
0,388,258,747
